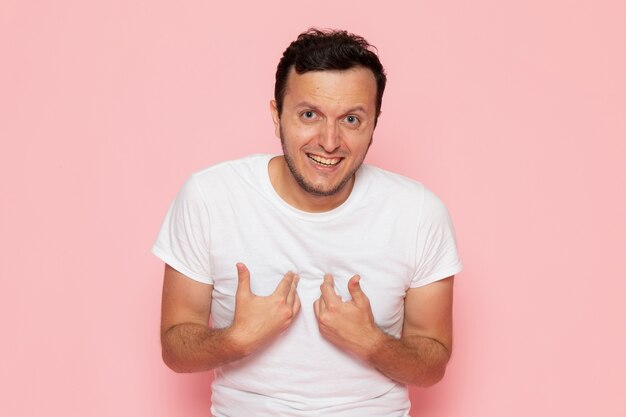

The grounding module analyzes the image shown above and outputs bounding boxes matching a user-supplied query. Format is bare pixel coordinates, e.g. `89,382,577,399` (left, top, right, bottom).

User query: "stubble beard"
279,126,371,197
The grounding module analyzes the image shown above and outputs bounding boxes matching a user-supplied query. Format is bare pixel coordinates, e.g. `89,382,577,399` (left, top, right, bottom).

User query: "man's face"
270,67,378,208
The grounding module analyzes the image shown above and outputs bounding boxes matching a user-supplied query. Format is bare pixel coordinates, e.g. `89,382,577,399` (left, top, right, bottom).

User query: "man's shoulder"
359,164,448,210
175,154,273,205
360,163,424,194
188,154,271,188
192,154,271,178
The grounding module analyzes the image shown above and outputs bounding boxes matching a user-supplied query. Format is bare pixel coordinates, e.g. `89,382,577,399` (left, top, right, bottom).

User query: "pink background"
2,1,625,416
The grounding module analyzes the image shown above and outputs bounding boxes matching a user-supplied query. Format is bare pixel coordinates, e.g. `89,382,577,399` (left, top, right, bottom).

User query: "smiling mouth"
307,154,342,166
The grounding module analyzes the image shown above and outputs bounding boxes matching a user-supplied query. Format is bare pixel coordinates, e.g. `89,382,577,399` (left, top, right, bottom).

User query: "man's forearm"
160,266,301,373
161,323,246,373
366,332,451,387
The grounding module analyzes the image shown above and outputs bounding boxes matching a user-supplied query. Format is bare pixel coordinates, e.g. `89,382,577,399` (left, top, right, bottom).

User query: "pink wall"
2,1,625,416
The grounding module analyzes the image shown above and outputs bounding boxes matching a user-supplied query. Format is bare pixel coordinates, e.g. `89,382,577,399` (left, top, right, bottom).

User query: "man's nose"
318,122,340,153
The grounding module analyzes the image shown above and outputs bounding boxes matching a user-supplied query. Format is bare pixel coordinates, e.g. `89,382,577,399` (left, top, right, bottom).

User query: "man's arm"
161,263,301,373
314,274,454,387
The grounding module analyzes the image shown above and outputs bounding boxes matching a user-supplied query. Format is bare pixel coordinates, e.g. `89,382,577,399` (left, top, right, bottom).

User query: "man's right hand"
228,263,301,356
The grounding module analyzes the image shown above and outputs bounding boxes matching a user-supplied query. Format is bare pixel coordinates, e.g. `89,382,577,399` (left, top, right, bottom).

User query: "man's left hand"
313,274,385,360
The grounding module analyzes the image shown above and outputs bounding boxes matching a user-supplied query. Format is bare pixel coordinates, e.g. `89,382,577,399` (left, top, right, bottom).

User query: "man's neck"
268,156,354,213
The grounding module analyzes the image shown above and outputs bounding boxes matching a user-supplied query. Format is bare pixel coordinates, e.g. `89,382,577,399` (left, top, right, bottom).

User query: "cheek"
285,125,320,145
343,134,372,154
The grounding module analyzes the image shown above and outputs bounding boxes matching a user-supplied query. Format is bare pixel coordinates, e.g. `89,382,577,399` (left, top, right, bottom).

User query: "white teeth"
308,154,341,166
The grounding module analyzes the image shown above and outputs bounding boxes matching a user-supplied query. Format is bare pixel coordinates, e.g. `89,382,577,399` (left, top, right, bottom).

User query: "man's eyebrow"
294,102,368,114
294,101,321,110
344,106,367,114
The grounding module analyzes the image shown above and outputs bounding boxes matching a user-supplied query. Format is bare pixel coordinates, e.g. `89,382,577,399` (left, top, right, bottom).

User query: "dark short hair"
274,28,387,121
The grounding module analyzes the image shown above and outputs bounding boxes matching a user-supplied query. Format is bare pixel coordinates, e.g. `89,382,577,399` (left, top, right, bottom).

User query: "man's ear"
269,100,280,138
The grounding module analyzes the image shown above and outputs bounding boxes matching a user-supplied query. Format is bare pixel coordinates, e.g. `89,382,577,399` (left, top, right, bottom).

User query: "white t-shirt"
152,154,462,417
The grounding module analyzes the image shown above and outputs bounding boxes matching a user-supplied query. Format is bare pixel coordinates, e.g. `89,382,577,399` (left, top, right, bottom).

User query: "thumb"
236,263,251,296
348,275,366,303
323,273,334,287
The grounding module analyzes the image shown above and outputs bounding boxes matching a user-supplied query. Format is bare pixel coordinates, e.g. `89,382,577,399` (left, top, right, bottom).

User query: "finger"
320,274,340,305
274,271,296,298
235,263,251,296
293,294,301,317
286,274,299,306
347,275,367,304
313,298,320,319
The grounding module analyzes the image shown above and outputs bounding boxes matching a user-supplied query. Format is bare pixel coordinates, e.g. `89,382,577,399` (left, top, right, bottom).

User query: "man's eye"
302,111,316,119
345,115,359,124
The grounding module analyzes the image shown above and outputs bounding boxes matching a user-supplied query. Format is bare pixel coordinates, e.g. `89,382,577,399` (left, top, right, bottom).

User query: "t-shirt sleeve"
151,175,213,284
410,188,463,288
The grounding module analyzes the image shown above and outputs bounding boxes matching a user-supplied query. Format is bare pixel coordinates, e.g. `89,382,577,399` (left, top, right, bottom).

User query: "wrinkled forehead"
282,67,378,112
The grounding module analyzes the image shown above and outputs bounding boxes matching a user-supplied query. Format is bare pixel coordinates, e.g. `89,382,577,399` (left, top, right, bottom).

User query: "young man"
153,29,462,417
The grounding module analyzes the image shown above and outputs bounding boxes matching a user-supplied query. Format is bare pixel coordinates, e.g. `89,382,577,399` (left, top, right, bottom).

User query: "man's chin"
296,175,353,198
297,182,340,197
